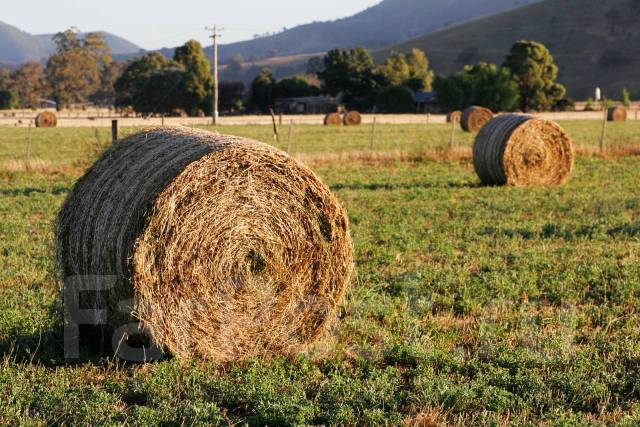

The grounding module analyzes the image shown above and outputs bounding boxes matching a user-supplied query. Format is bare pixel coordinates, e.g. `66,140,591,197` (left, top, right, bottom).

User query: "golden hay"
324,112,343,125
607,106,627,122
473,114,574,187
343,111,362,126
56,127,353,361
446,111,462,123
461,106,494,132
35,111,57,128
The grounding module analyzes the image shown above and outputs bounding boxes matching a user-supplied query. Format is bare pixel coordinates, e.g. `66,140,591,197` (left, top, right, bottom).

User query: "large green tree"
503,40,565,112
272,76,319,99
173,40,212,115
114,52,169,108
11,62,48,108
0,68,17,109
46,30,112,109
382,49,434,92
318,47,384,108
249,68,276,112
434,63,519,112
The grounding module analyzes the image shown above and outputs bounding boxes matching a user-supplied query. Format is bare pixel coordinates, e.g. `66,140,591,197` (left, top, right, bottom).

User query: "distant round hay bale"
56,127,353,361
324,112,342,125
473,114,574,187
446,110,462,123
35,111,57,128
461,106,494,132
343,111,362,126
607,106,627,122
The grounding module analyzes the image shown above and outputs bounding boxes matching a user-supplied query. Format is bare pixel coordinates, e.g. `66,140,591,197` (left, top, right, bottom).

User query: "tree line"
0,32,621,114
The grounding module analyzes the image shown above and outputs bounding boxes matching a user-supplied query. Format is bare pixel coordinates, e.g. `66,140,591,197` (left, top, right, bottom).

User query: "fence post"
26,122,32,167
269,109,280,143
599,102,607,153
111,119,118,144
287,120,294,154
449,116,457,151
370,117,377,151
279,112,283,126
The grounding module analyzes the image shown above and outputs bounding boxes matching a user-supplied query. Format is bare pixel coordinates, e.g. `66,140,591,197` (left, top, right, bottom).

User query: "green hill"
0,21,142,66
214,0,540,63
375,0,640,99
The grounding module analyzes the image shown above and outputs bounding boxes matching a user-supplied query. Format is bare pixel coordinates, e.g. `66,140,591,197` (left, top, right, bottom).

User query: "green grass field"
1,122,640,425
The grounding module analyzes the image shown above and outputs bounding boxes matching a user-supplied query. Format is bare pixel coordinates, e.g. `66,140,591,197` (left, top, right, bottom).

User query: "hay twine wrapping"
324,112,342,126
446,111,462,123
461,106,494,132
56,127,354,361
607,106,627,122
35,111,57,128
473,114,574,187
343,111,362,126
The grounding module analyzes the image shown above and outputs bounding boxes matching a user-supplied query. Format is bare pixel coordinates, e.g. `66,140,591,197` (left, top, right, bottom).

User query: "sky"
3,0,381,49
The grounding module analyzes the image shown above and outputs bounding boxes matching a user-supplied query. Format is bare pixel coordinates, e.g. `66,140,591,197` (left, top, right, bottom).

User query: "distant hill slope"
0,21,142,66
213,0,540,63
375,0,640,99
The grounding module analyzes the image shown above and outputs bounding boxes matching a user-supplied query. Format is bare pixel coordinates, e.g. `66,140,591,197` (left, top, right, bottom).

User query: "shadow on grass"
330,180,479,191
0,302,157,367
0,186,69,196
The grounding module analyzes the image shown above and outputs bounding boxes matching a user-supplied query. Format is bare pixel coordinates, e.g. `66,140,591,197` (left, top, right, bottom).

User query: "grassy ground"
1,123,640,425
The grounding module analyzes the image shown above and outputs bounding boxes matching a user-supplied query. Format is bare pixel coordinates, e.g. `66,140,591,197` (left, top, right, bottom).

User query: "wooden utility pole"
206,25,224,125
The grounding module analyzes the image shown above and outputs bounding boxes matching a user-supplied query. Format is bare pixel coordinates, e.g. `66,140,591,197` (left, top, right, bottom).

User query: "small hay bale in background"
324,112,343,125
607,106,627,122
35,111,57,128
446,111,462,123
461,106,494,132
343,111,362,126
473,114,574,187
56,127,354,361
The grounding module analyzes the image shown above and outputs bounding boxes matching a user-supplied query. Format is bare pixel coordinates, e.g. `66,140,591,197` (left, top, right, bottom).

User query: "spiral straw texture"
461,106,494,132
57,127,353,361
473,114,574,187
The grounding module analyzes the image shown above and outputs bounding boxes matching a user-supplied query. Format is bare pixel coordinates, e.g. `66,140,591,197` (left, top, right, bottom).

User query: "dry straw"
56,127,354,361
35,111,57,128
607,106,627,122
446,111,462,123
343,111,362,126
324,112,343,125
461,106,494,132
473,114,574,186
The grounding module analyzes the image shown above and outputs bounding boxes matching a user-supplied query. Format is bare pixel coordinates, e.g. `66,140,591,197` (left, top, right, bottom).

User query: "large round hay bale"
56,127,353,361
461,106,494,132
607,106,627,122
324,112,342,125
343,111,362,126
35,111,57,128
473,114,574,187
446,111,462,123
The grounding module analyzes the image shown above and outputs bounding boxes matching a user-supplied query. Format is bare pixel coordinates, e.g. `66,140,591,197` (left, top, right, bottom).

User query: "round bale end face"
35,111,57,128
461,106,494,132
343,111,362,126
473,115,574,187
324,112,343,125
56,127,354,361
607,106,627,122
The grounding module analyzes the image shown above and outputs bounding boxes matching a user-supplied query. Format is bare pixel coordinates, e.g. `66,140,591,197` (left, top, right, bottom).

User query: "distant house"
412,91,438,113
273,96,339,114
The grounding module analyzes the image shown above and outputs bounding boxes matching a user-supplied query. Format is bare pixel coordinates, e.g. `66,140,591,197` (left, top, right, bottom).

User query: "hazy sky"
4,0,381,49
